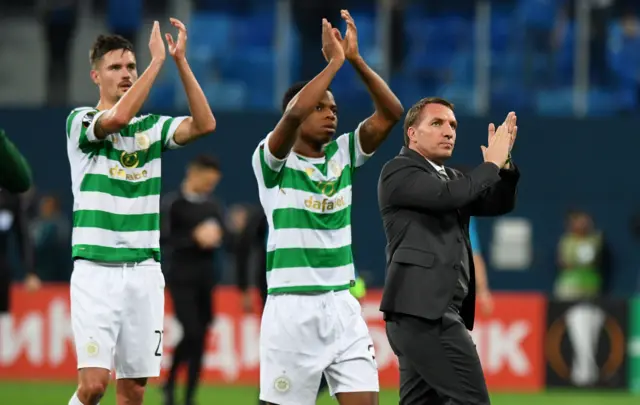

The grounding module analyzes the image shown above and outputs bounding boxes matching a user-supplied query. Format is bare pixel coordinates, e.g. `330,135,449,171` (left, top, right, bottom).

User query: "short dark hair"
281,81,333,113
90,35,134,67
403,97,455,146
190,154,220,171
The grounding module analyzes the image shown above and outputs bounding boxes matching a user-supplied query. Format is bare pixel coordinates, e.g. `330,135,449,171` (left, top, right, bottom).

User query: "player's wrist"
173,55,188,65
348,54,364,66
149,56,166,66
328,57,345,69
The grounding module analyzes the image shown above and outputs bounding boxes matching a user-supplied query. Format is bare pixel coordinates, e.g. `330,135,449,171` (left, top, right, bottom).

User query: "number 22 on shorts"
154,330,164,356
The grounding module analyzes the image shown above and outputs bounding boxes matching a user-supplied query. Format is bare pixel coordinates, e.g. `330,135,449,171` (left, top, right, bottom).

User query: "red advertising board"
0,286,544,391
471,293,546,391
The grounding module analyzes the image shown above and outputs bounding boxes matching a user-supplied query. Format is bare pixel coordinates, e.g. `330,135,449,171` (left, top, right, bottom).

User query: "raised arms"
165,18,217,146
94,21,167,139
268,19,345,160
339,10,404,154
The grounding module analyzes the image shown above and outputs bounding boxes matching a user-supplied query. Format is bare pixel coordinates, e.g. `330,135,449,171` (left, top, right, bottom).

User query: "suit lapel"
399,147,438,176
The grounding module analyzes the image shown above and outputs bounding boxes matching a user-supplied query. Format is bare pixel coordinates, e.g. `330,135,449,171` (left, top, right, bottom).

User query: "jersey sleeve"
251,132,287,189
66,108,106,154
469,217,482,254
335,121,374,173
159,115,189,151
349,121,374,171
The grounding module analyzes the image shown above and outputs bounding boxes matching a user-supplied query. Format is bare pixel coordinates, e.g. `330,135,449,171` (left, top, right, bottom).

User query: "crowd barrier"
0,285,638,393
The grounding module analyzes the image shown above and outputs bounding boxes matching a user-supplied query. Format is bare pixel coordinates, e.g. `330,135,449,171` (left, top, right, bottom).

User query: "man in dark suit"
377,97,520,404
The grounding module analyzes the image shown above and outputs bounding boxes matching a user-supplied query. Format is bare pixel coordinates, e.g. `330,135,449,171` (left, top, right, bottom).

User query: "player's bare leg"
336,391,379,405
73,367,110,404
116,378,148,405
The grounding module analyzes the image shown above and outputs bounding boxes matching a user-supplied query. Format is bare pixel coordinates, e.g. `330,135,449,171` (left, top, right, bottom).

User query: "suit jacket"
377,147,520,330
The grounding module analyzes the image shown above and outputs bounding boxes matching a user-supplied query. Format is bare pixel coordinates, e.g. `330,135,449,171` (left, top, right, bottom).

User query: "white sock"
69,392,84,405
69,391,99,405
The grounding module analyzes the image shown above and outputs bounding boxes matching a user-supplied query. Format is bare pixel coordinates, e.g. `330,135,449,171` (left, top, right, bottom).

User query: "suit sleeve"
468,165,520,217
0,130,32,193
381,159,502,212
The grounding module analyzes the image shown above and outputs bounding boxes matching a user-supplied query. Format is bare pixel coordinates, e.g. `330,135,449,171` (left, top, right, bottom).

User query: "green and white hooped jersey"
251,123,373,294
66,107,187,263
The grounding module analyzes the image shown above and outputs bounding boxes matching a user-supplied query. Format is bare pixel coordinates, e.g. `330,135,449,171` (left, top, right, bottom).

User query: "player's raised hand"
321,18,345,65
165,18,188,60
149,21,166,62
340,9,360,61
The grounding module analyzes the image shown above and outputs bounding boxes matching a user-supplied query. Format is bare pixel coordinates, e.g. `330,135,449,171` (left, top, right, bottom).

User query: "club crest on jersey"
329,160,342,177
304,167,315,177
120,151,140,168
135,131,151,150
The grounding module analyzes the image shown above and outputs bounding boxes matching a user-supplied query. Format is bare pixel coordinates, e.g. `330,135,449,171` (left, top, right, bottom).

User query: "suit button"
457,236,463,242
482,182,490,188
453,264,461,271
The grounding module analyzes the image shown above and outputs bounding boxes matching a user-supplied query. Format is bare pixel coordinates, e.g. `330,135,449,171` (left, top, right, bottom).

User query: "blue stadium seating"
176,5,640,114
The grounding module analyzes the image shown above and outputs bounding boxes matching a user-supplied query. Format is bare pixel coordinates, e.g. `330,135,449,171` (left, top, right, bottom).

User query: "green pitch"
0,381,637,404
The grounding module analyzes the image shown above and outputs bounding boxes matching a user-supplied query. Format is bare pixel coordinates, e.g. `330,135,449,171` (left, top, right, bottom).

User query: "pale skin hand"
486,113,518,169
165,17,186,60
149,21,166,62
193,222,222,249
164,17,217,145
481,112,517,168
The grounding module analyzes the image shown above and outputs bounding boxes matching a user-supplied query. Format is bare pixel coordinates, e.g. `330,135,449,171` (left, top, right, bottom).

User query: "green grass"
0,381,638,404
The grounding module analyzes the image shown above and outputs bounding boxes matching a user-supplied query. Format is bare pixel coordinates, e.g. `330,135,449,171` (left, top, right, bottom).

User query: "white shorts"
70,259,165,379
259,289,379,405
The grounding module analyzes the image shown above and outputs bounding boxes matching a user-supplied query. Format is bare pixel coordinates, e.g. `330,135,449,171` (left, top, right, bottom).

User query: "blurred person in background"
161,155,225,405
38,0,79,106
0,187,39,317
470,216,493,315
0,128,39,316
236,205,268,313
554,209,610,300
65,18,216,405
31,195,71,282
0,129,33,193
